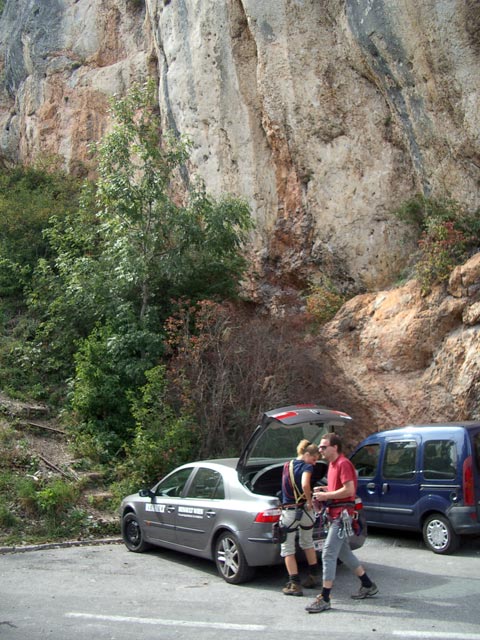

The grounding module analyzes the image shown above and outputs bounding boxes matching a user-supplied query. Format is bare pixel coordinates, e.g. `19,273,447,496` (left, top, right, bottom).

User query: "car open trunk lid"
236,404,353,493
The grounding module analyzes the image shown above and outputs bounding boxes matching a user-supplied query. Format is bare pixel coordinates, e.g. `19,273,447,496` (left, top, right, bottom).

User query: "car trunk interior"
246,460,328,497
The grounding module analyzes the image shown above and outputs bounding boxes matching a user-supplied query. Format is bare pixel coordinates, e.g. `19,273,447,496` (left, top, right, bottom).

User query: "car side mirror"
139,489,155,499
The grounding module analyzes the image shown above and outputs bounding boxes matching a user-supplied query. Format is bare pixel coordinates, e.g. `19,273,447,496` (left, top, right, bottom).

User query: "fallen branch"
17,420,67,436
36,453,78,480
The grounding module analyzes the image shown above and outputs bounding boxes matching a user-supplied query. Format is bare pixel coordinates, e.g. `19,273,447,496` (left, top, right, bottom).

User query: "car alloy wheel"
214,531,254,584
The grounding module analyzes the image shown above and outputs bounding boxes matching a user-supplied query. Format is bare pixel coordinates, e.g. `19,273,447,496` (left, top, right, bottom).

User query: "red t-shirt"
327,454,357,518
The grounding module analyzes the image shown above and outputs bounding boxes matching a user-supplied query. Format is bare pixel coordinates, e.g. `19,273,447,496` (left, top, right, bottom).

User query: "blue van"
350,422,480,554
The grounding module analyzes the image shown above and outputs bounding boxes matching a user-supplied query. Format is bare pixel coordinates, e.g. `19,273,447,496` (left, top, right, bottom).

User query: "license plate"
314,539,324,551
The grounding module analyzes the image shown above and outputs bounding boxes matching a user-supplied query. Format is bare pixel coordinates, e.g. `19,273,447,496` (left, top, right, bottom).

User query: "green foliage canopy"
393,193,479,293
93,81,253,326
0,164,81,299
0,79,253,469
30,81,253,457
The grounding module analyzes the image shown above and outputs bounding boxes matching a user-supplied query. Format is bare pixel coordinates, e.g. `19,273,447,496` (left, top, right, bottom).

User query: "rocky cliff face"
0,0,478,430
317,253,480,440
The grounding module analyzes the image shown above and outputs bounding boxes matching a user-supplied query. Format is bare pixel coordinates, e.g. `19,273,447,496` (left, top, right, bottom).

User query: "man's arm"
314,479,354,502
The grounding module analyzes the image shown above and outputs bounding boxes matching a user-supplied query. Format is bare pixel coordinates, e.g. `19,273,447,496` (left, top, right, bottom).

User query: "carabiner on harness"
337,509,354,539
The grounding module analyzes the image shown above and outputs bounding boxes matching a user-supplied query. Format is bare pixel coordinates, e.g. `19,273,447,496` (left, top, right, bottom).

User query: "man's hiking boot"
351,583,378,599
302,574,320,589
282,581,303,596
305,595,331,613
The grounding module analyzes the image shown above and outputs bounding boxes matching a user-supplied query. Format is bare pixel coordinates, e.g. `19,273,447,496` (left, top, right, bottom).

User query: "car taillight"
254,508,282,523
463,456,475,507
354,497,363,511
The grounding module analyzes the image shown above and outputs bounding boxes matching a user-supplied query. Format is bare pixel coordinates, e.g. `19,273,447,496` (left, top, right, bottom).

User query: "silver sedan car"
120,404,364,583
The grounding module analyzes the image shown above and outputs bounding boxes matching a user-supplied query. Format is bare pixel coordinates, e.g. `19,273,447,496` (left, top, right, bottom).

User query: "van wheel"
422,514,459,554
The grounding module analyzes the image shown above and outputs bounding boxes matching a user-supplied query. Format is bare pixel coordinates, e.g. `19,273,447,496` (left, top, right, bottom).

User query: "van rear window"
423,440,457,480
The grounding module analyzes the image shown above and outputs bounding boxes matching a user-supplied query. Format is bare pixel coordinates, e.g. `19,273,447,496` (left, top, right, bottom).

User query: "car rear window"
423,440,457,479
249,422,330,460
185,468,225,500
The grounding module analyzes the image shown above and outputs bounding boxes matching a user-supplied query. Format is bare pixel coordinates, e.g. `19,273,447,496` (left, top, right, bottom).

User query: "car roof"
402,422,480,430
362,422,480,440
194,458,239,469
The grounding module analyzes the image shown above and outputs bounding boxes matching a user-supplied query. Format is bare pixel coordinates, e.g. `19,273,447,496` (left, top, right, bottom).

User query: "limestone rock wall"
0,0,479,430
0,0,147,175
1,0,479,296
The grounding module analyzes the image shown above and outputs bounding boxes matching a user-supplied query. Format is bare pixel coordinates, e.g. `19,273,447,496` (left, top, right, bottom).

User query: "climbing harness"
274,460,316,542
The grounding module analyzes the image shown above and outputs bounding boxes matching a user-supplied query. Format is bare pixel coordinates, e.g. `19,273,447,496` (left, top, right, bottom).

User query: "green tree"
4,80,252,456
94,80,252,327
63,80,252,456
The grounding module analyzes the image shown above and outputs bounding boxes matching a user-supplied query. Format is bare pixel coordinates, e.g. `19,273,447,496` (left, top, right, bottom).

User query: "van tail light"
463,456,475,507
354,496,363,511
254,508,282,523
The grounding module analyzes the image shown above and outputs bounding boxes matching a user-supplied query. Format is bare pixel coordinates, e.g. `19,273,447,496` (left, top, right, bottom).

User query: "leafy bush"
416,220,471,294
16,477,40,516
0,500,18,529
305,280,346,325
36,479,80,522
69,320,167,460
393,194,479,293
0,163,81,299
119,365,197,488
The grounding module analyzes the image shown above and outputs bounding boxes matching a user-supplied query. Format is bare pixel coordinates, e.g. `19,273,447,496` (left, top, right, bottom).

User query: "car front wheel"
214,531,255,584
422,513,459,554
122,512,151,552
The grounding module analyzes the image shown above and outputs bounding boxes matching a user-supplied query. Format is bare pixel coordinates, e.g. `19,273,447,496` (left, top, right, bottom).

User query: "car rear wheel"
122,513,151,552
214,531,255,584
422,513,459,554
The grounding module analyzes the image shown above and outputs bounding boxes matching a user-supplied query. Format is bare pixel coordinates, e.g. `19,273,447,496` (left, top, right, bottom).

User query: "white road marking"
393,632,480,639
66,612,266,631
66,614,480,639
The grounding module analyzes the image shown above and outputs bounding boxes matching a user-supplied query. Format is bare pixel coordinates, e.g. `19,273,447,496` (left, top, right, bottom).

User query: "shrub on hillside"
394,194,479,293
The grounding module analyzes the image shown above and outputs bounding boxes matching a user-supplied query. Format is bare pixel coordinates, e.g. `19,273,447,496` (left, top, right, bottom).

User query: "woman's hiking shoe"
302,574,320,588
282,581,303,596
305,595,331,613
351,583,378,599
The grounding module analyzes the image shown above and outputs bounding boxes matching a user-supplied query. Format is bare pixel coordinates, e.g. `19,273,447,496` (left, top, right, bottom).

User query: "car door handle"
166,506,176,513
205,510,216,518
366,482,376,494
382,483,389,494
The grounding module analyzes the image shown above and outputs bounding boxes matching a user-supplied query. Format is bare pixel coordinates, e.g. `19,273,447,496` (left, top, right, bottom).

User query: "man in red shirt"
305,433,378,613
